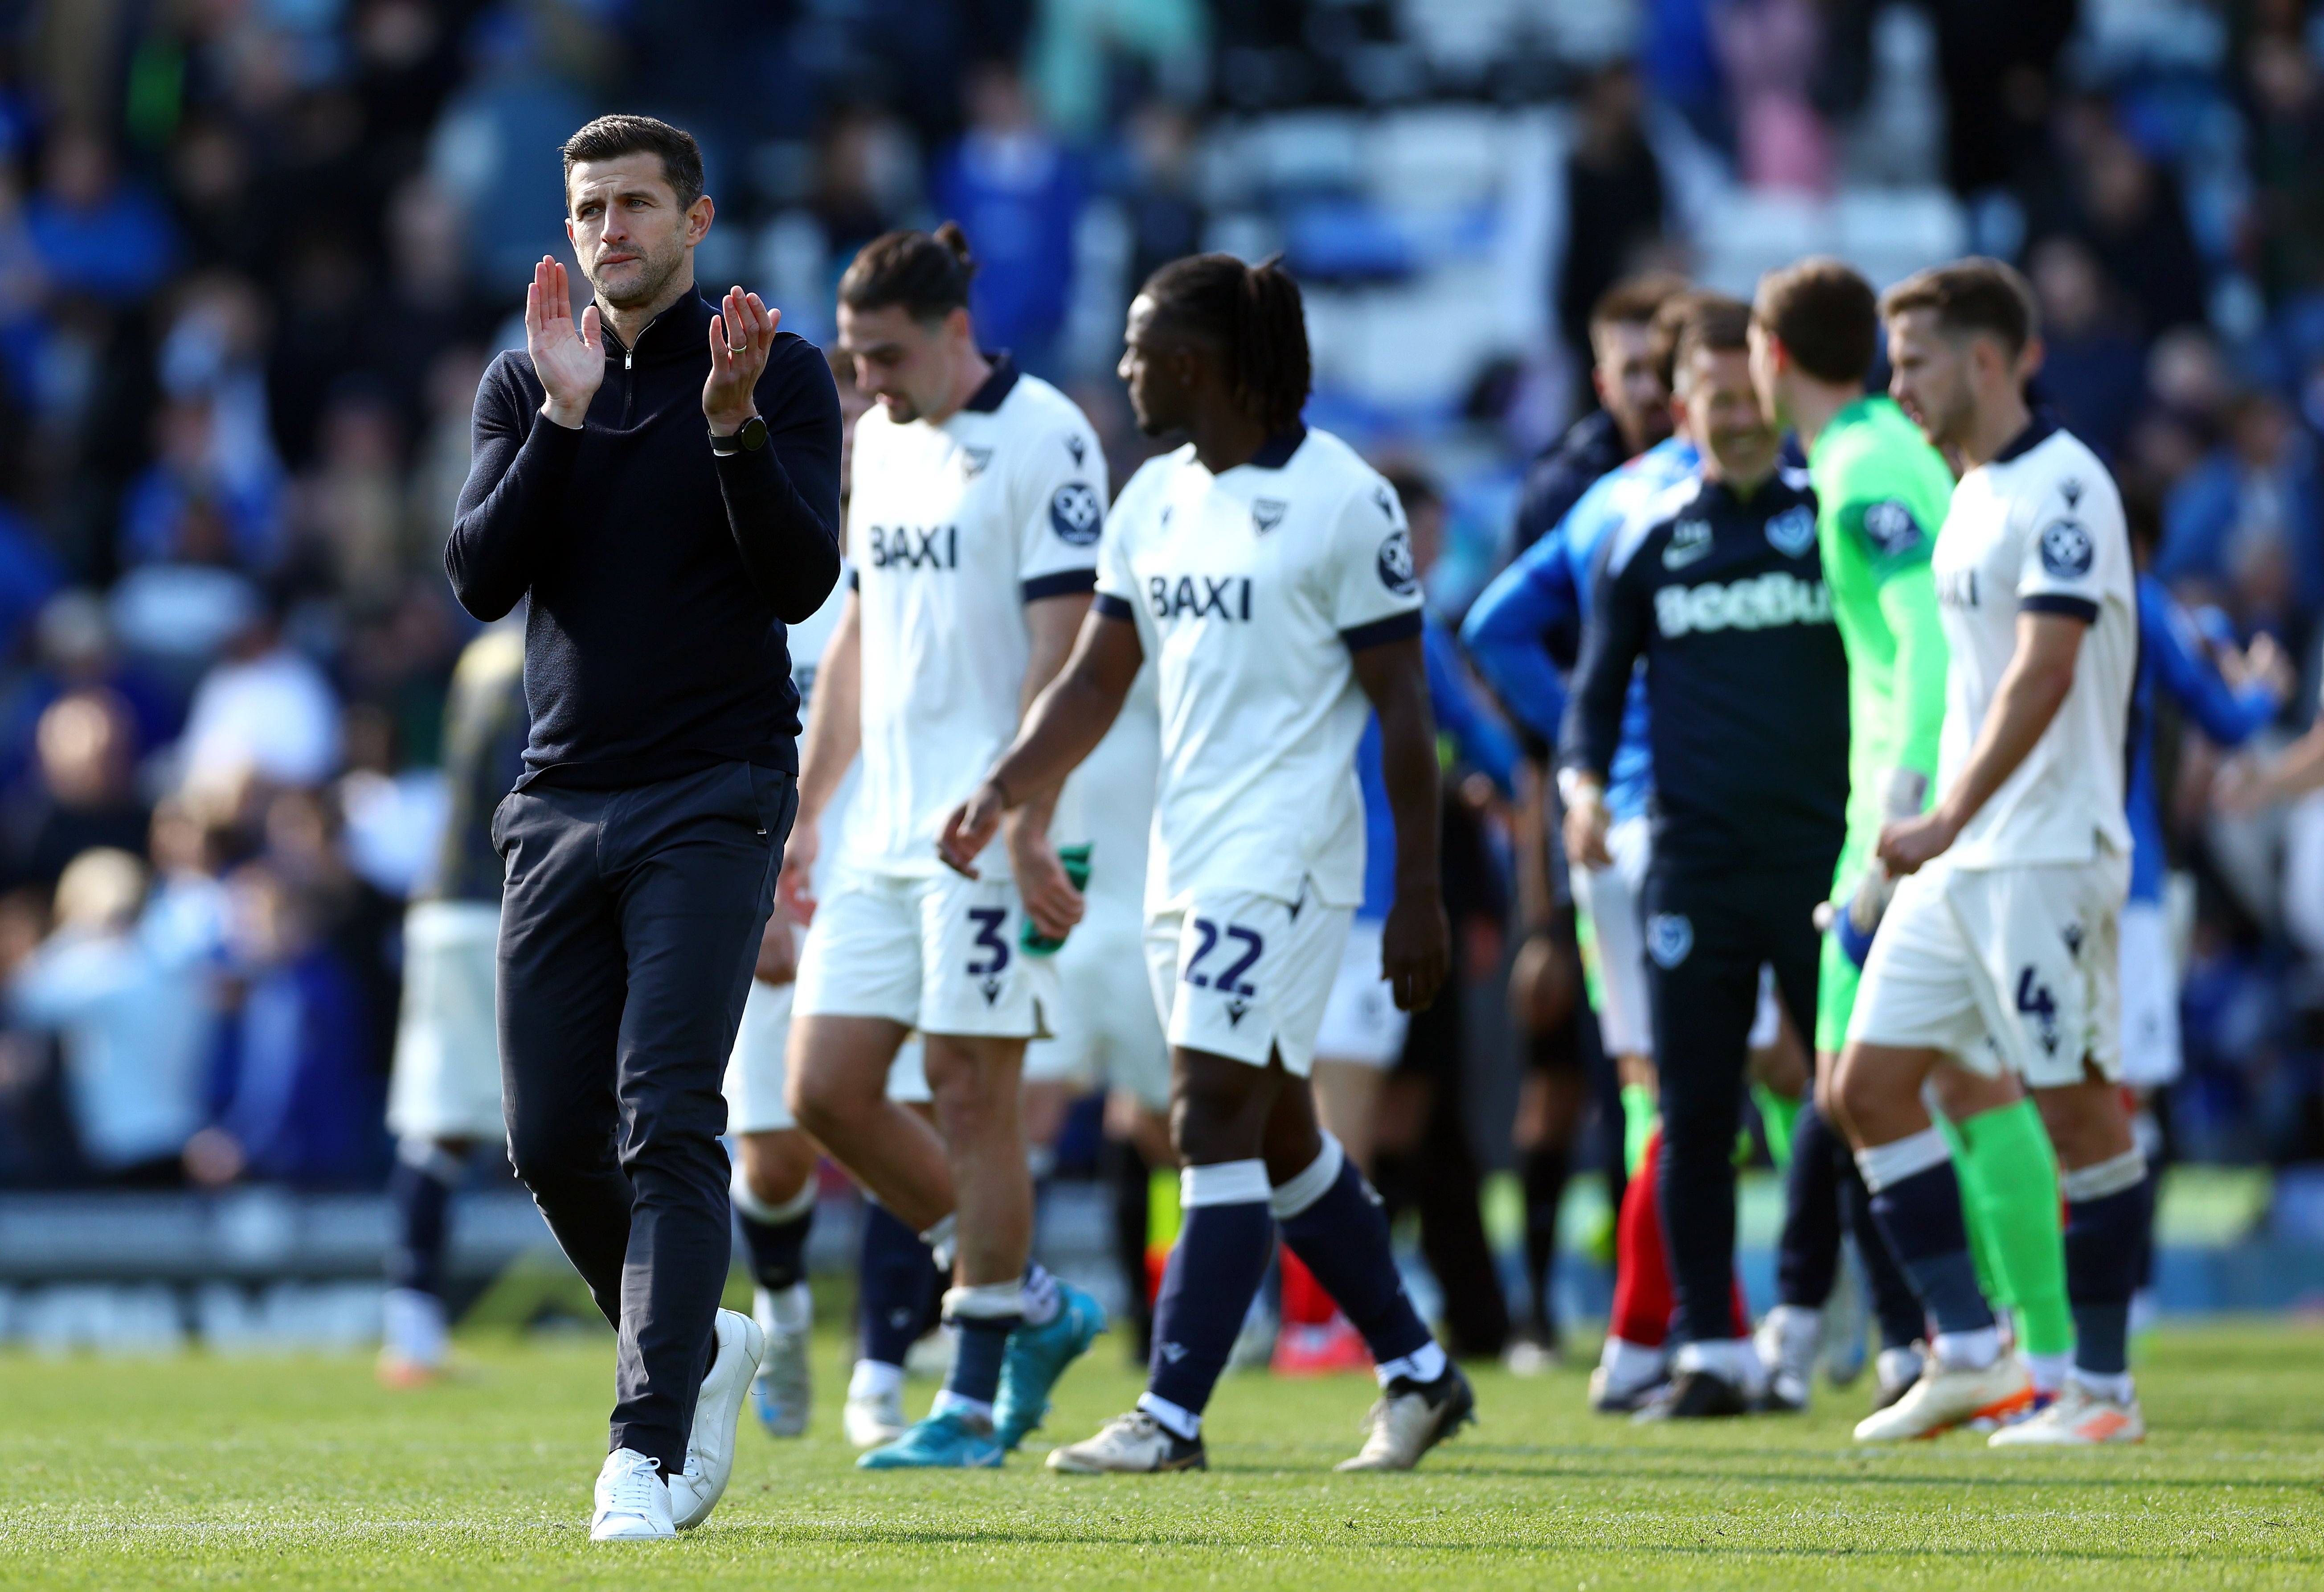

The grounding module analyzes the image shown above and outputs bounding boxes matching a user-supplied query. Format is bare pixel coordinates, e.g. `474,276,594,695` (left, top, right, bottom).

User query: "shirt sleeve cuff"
2020,593,2099,624
1022,568,1098,603
1340,610,1424,652
1092,591,1138,622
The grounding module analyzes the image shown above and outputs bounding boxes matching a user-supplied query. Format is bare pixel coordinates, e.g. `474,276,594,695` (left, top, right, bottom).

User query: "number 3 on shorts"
1185,917,1263,997
966,907,1011,977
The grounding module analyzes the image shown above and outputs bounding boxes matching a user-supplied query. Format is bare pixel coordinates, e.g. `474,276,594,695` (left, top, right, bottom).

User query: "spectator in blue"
425,7,588,296
197,861,383,1190
10,847,213,1185
2156,390,2324,640
2028,234,2145,464
932,61,1082,376
24,130,177,305
119,397,286,571
2120,495,2290,1320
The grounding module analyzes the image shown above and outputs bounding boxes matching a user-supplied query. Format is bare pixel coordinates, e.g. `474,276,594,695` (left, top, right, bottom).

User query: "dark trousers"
493,760,792,1469
1642,858,1826,1345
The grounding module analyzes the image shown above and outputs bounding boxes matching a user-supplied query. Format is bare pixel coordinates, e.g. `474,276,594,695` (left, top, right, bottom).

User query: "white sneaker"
1854,1351,2032,1441
667,1309,764,1530
1753,1305,1820,1412
1987,1381,2145,1447
590,1448,675,1541
751,1284,812,1438
844,1383,906,1449
1046,1411,1207,1473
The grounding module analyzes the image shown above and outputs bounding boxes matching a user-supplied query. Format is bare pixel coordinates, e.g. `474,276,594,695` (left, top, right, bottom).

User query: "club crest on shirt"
961,446,993,479
1050,481,1101,546
1662,518,1713,569
1646,913,1693,968
1376,528,1418,595
1860,498,1924,555
1765,505,1816,558
2038,518,2094,578
1252,497,1288,535
1065,434,1086,466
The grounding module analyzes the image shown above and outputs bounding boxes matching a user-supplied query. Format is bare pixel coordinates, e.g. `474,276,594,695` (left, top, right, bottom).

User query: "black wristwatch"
710,414,768,455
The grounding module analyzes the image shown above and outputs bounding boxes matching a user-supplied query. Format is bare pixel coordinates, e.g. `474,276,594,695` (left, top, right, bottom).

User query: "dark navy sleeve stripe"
1022,569,1098,603
1092,592,1138,623
2021,593,2099,624
1341,610,1424,651
847,568,859,591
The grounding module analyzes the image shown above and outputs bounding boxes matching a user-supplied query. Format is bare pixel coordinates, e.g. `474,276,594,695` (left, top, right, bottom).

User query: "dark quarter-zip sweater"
445,287,842,791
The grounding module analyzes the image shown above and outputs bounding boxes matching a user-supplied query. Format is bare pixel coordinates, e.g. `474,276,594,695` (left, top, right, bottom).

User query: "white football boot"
1336,1366,1477,1471
1987,1381,2145,1447
667,1309,764,1530
590,1448,675,1541
1046,1410,1207,1473
1854,1350,2032,1441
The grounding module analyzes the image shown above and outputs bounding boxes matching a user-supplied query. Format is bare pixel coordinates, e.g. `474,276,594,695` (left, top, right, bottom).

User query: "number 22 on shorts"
1185,917,1263,997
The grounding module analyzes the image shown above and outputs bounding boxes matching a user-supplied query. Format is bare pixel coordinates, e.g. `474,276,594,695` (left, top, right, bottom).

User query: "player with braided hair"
942,251,1475,1473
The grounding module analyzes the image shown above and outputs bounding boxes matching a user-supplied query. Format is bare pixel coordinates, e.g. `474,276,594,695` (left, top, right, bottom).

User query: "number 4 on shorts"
2013,967,2056,1025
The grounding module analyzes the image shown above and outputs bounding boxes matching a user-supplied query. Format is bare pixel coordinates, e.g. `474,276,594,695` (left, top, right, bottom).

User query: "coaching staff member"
445,115,840,1541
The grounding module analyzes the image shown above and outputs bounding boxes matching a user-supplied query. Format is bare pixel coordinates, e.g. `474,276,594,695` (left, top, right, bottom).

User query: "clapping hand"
528,257,603,428
706,285,778,434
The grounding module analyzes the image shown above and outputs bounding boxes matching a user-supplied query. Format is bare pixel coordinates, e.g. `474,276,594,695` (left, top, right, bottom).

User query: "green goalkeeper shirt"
1809,395,1956,847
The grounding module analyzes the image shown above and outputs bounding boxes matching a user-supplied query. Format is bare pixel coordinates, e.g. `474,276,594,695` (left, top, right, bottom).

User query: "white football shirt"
1094,426,1423,911
845,359,1107,876
1930,418,2135,869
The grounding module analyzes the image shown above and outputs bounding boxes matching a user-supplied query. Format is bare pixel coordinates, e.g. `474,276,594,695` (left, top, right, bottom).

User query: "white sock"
1876,1345,1923,1388
2025,1350,2070,1397
1375,1339,1448,1389
931,1389,993,1424
1136,1391,1200,1440
1675,1337,1756,1388
1931,1326,2001,1370
1598,1335,1665,1391
2072,1368,2135,1405
756,1281,811,1335
1019,1262,1061,1327
848,1358,904,1401
382,1287,448,1366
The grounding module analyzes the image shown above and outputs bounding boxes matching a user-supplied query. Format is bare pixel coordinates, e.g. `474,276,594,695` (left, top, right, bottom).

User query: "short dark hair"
1670,292,1752,386
1879,257,2037,357
839,223,979,321
1589,271,1690,351
1753,256,1878,384
1140,252,1312,435
561,115,704,212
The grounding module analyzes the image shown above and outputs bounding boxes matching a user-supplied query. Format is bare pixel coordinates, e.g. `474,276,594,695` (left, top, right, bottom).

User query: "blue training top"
1354,616,1518,922
2128,572,2279,903
1460,436,1699,825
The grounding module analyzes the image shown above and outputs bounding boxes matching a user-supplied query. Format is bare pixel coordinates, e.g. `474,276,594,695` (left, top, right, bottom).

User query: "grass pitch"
1,1321,2318,1590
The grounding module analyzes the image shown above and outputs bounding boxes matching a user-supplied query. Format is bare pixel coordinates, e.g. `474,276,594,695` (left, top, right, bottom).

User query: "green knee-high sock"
1934,1113,2010,1307
1621,1083,1657,1179
1751,1084,1801,1171
1953,1100,2072,1358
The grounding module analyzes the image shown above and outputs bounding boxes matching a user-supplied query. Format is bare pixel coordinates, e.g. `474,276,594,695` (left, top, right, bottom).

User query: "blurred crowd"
0,0,2316,1190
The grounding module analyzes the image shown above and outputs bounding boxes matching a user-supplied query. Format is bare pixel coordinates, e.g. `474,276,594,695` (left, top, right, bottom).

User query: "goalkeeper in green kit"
1745,258,2072,1414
